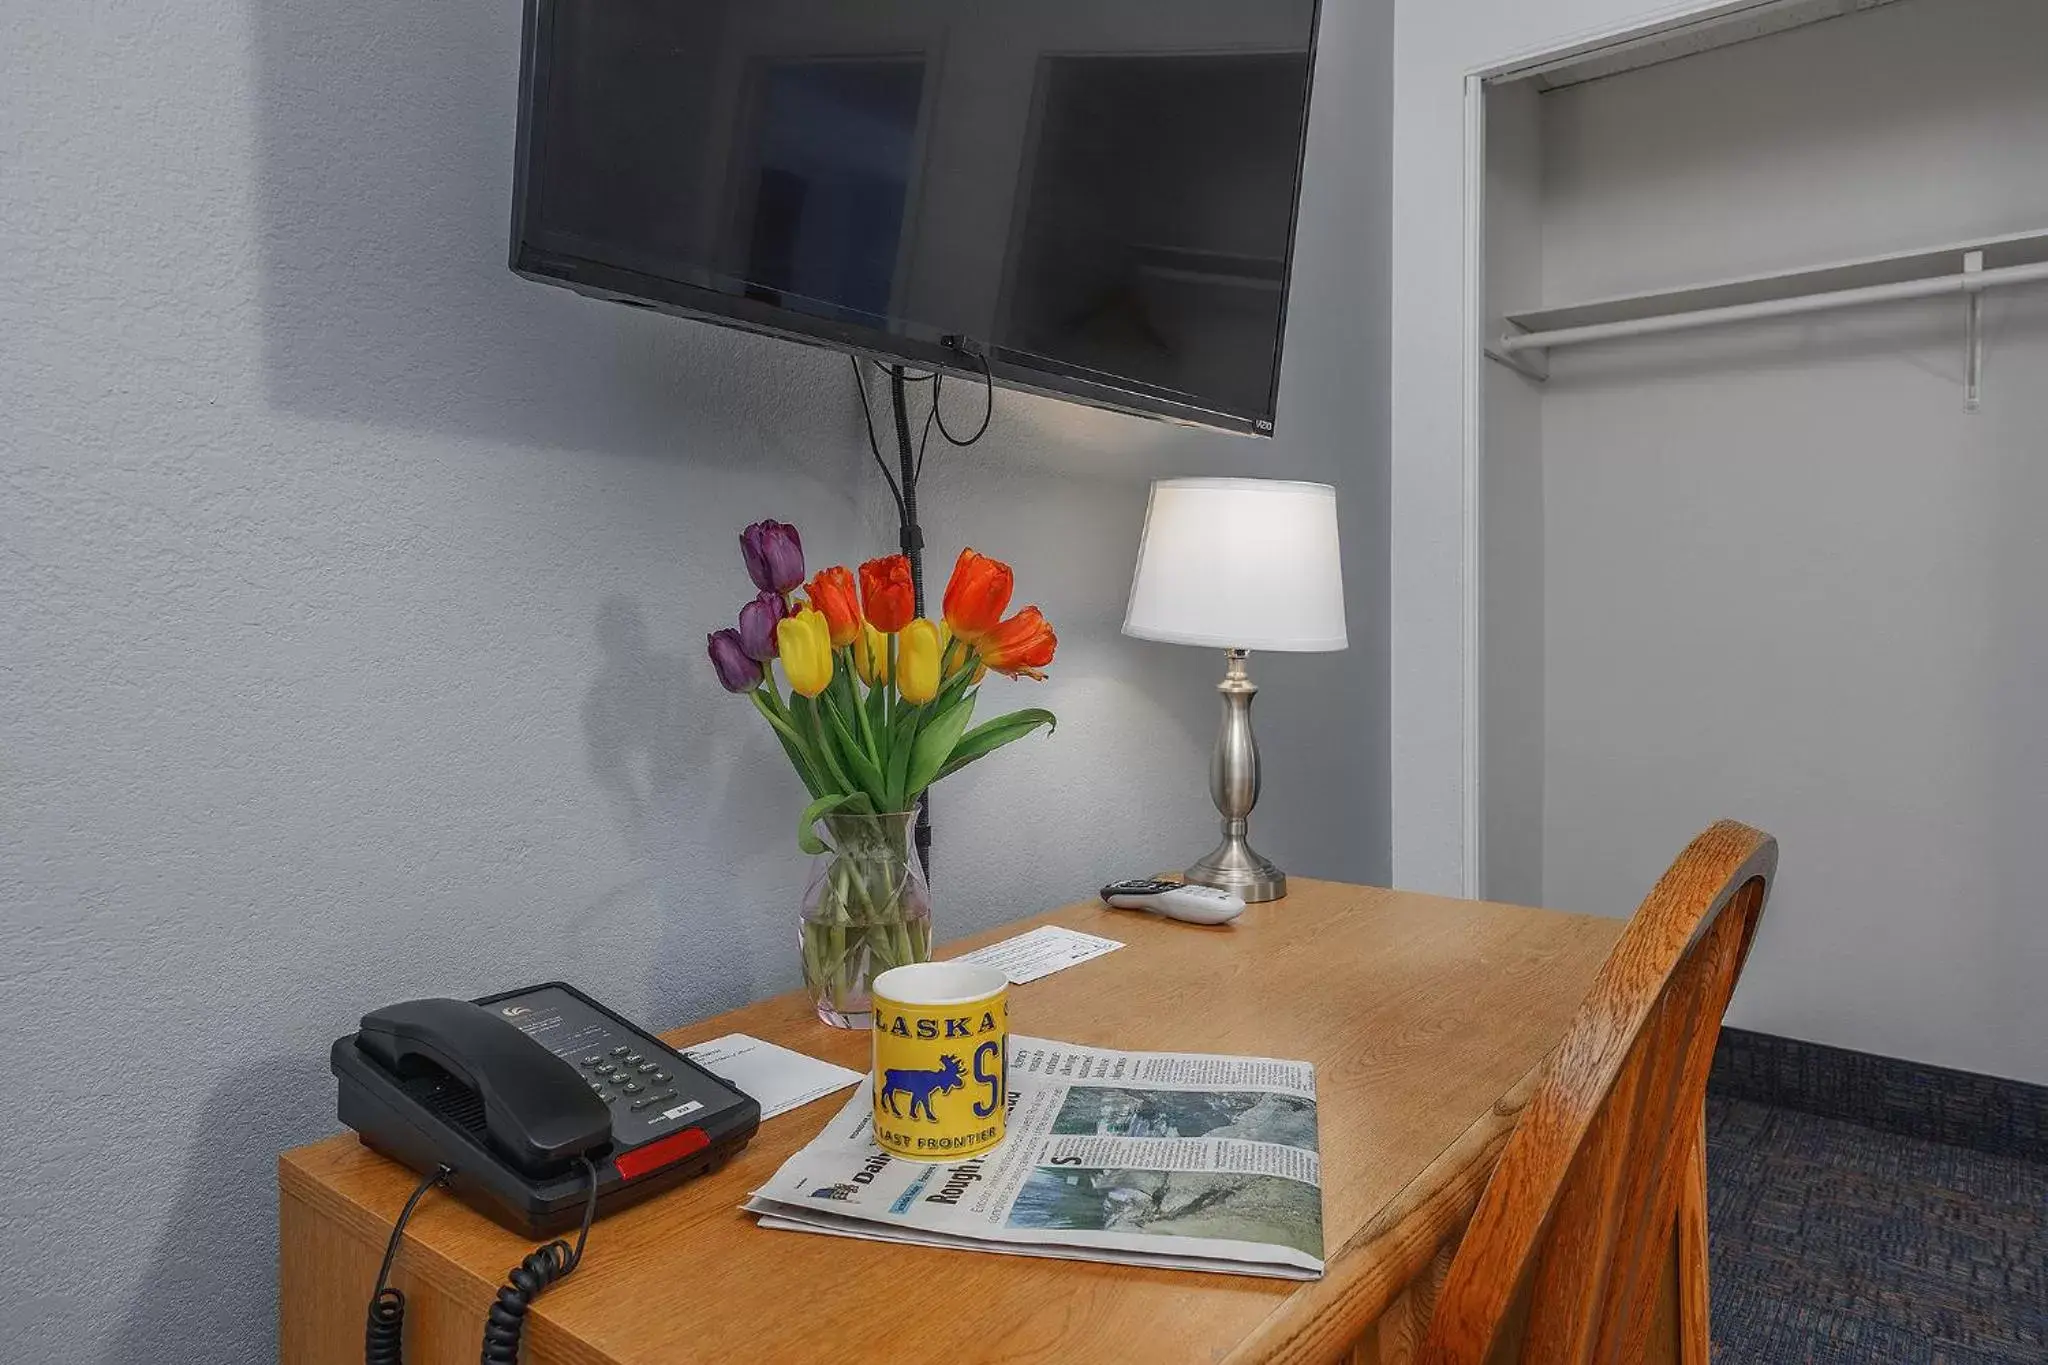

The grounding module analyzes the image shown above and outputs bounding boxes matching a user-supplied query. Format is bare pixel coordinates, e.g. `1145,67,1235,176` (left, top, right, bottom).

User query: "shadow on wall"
103,1058,327,1365
580,595,790,1022
584,596,698,864
251,0,834,463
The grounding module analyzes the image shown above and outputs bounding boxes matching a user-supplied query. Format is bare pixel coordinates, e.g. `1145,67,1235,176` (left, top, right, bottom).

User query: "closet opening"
1469,0,2048,1080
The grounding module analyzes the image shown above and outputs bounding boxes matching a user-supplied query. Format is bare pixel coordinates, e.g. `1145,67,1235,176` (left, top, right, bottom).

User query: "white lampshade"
1123,478,1347,652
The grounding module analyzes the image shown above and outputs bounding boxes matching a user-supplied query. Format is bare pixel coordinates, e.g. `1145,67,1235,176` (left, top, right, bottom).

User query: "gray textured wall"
0,1,1391,1360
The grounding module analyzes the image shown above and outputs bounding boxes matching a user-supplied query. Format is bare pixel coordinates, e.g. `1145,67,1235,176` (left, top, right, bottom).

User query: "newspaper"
745,1035,1323,1279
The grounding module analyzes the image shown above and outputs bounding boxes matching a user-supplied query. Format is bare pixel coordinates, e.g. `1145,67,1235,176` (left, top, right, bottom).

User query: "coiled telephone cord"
480,1157,598,1364
363,1156,598,1365
365,1164,452,1365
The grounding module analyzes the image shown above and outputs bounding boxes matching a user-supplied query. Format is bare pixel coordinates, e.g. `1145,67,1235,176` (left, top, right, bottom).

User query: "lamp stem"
1186,648,1286,902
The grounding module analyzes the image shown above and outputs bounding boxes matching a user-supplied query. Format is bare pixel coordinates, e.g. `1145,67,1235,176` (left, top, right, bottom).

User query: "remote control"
1099,878,1246,925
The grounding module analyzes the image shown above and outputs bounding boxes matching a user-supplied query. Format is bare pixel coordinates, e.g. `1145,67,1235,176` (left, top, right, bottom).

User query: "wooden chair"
1419,820,1778,1365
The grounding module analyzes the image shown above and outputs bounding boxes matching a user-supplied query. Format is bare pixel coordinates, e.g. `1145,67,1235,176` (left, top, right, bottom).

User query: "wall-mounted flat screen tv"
511,0,1322,436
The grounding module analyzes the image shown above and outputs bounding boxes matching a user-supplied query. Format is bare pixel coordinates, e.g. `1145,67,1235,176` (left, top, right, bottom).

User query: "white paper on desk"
952,924,1123,985
681,1034,863,1120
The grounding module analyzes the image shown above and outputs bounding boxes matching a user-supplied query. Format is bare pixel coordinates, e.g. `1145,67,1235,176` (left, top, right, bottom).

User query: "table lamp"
1122,478,1347,902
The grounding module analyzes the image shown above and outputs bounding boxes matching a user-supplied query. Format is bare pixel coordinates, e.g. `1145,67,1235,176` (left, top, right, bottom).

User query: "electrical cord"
849,356,909,524
930,341,994,451
479,1156,601,1365
851,351,991,490
914,373,942,482
888,365,925,612
365,1164,453,1365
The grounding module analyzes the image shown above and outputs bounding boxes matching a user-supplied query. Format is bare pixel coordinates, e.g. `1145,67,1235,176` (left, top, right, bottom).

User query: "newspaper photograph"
745,1036,1324,1278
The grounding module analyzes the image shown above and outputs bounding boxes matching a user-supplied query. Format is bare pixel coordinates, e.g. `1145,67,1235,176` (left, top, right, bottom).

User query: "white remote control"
1100,878,1246,925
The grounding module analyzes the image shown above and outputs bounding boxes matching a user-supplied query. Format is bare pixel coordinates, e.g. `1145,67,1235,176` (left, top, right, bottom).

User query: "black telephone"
332,982,760,1364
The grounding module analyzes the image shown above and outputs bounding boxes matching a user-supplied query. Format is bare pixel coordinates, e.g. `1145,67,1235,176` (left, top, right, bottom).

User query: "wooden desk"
280,881,1619,1364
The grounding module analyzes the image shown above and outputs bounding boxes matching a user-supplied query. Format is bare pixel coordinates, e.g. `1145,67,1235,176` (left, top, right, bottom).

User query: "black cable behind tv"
850,337,997,880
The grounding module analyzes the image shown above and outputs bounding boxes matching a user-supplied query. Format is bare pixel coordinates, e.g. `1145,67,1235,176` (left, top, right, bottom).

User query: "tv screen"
511,0,1322,435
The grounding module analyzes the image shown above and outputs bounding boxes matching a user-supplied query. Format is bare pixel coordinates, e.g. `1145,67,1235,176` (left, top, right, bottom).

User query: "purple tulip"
740,519,805,595
736,590,788,662
706,629,763,693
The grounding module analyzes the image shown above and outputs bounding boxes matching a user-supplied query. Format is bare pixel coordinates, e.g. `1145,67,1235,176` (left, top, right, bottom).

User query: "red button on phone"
614,1126,711,1181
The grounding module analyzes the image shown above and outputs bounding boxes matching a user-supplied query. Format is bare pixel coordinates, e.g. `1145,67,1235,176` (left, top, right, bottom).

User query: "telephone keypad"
491,982,754,1149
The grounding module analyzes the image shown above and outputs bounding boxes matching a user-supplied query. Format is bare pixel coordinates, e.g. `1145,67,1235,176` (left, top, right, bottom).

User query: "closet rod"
1500,258,2048,354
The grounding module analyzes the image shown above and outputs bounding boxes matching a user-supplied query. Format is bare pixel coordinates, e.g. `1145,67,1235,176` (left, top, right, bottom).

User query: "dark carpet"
1706,1096,2048,1363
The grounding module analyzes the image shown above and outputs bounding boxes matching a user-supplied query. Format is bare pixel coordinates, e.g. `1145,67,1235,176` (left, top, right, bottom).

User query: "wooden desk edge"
1223,1061,1544,1365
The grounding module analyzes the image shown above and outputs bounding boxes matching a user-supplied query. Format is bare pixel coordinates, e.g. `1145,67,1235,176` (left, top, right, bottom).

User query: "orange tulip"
859,555,917,634
805,566,861,648
941,548,1013,644
979,606,1057,680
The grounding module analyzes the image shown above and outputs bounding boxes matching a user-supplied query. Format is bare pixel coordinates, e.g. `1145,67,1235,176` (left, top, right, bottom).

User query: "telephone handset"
332,982,760,1365
354,997,612,1174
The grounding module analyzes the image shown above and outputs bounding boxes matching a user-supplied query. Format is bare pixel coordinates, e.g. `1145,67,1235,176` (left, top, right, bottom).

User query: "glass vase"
800,810,933,1028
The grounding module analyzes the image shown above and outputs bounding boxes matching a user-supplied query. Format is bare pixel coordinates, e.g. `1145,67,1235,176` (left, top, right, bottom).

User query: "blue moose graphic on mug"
878,1054,966,1122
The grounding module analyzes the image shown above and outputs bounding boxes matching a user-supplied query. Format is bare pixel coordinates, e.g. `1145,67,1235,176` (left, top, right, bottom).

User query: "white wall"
1393,0,1755,893
0,1,1391,1360
1534,0,2048,1084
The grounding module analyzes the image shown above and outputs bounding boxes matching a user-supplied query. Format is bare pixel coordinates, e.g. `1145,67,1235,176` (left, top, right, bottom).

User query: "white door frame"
1458,71,1490,901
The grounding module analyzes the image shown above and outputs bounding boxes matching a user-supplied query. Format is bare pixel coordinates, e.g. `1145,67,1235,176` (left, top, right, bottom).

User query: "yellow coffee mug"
870,961,1009,1161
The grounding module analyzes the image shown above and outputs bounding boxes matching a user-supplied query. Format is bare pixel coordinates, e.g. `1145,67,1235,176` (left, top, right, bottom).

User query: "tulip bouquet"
708,519,1056,1026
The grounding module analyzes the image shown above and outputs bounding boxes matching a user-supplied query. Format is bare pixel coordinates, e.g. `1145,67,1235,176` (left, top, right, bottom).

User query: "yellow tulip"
776,607,834,698
851,622,890,687
897,618,942,705
939,622,989,684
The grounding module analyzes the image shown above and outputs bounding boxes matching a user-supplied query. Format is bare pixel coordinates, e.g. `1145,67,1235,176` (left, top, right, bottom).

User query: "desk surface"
281,880,1620,1364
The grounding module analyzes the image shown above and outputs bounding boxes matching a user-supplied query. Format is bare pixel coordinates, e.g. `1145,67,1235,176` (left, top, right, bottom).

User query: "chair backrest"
1420,820,1777,1365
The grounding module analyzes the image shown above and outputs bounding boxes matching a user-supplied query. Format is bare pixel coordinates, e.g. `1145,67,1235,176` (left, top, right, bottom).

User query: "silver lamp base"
1187,843,1287,904
1183,649,1288,903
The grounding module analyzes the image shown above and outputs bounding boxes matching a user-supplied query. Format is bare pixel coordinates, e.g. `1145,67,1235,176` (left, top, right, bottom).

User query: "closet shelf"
1496,225,2048,364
